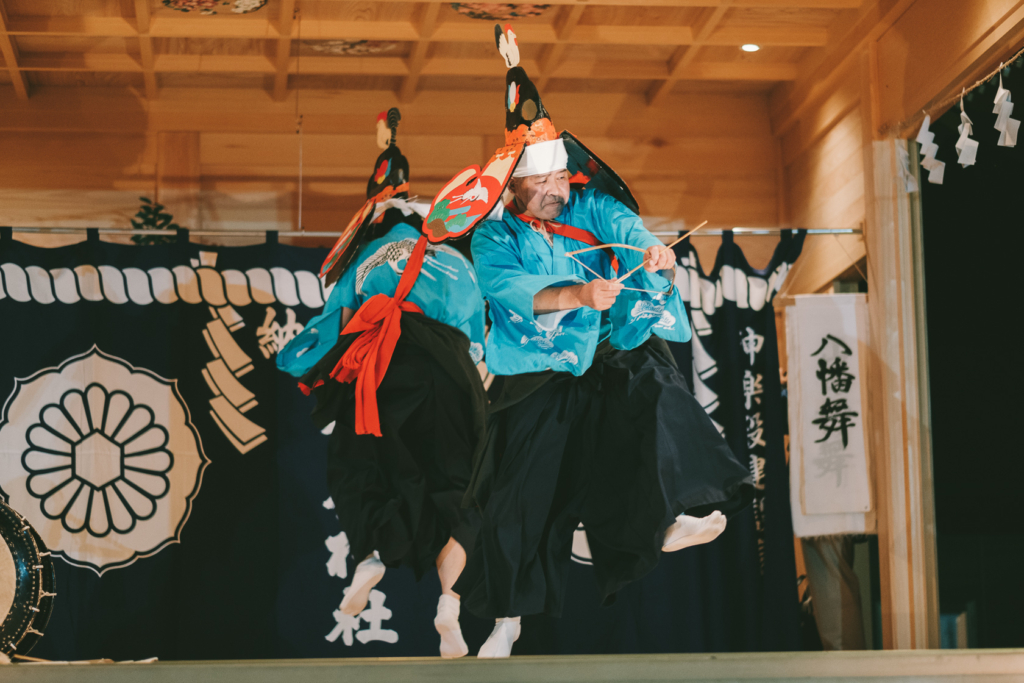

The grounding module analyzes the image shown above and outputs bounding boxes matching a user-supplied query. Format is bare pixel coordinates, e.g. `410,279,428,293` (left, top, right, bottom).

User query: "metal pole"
649,228,862,236
4,227,863,238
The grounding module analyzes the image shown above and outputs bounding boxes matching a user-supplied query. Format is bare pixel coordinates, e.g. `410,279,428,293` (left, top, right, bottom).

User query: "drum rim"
0,499,56,657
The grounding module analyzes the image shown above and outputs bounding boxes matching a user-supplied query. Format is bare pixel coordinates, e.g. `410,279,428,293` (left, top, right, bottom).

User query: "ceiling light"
741,44,760,52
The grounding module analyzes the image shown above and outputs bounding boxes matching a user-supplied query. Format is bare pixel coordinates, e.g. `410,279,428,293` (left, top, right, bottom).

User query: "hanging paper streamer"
895,144,919,193
915,114,945,185
955,93,979,167
992,70,1020,148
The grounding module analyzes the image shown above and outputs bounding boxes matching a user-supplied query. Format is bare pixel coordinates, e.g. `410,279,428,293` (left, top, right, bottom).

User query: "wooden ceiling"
0,0,863,104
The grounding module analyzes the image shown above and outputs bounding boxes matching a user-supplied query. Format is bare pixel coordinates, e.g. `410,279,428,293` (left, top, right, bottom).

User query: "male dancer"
424,28,753,658
279,109,486,659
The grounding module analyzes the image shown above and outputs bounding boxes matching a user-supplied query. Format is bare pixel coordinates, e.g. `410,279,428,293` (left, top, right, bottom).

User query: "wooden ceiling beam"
5,16,828,47
17,53,273,72
18,54,144,71
705,25,828,46
7,16,137,37
311,0,860,7
133,0,157,99
671,61,797,80
0,0,28,99
271,0,296,101
538,4,586,90
398,2,441,104
647,1,732,105
13,52,796,82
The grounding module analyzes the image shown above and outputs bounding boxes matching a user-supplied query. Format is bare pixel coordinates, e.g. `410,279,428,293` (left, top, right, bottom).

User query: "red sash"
328,236,427,437
508,205,619,274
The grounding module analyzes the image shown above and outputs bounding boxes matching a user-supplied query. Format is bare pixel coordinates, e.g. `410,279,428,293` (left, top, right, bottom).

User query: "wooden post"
156,131,201,231
860,121,940,648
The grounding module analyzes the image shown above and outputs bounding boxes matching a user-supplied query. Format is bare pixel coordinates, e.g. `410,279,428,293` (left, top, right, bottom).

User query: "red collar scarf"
325,235,427,437
508,204,620,274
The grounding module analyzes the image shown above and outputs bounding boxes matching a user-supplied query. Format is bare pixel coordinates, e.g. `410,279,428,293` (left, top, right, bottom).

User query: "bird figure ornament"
495,23,519,68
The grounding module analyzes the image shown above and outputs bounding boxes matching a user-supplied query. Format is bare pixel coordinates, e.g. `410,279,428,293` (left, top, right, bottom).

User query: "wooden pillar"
860,45,940,648
156,131,201,230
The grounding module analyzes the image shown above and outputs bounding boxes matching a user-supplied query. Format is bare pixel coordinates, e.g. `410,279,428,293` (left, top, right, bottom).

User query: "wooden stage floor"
4,649,1024,683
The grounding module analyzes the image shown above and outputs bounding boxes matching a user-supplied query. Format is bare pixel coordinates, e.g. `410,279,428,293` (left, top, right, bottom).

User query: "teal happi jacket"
278,222,486,377
471,188,691,376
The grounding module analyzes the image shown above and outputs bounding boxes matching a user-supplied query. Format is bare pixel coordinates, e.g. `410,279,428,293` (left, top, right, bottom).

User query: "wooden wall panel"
0,131,156,188
0,88,777,138
157,131,201,229
781,99,866,295
0,188,145,228
876,0,1024,132
785,107,864,228
0,87,781,234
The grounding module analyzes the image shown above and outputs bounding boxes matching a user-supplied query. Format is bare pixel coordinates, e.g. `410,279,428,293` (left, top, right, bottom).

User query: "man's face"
511,169,570,220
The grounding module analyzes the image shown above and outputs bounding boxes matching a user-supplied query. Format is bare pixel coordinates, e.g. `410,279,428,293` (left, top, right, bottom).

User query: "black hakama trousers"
300,312,486,579
456,337,752,618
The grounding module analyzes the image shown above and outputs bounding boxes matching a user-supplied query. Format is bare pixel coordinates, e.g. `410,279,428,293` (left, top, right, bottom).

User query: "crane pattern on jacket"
354,238,472,296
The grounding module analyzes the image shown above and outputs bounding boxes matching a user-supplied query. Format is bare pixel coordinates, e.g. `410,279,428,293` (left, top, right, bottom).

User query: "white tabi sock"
477,616,521,659
662,510,728,553
434,594,469,659
340,553,386,616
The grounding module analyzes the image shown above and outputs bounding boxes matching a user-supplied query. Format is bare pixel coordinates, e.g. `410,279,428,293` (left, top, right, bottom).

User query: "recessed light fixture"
741,44,761,52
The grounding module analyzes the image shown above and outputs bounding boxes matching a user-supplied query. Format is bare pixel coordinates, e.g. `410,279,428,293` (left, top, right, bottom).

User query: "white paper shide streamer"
895,144,919,193
993,70,1020,148
956,92,979,167
915,114,945,185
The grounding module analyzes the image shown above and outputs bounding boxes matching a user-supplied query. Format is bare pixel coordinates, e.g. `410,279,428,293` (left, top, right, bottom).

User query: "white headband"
512,138,568,178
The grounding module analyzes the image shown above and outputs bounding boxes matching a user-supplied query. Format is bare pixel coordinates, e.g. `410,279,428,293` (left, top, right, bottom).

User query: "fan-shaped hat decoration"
424,23,637,243
320,108,412,285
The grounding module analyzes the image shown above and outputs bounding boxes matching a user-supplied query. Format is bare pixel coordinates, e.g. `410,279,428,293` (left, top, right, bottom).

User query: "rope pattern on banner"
0,262,331,307
674,252,793,319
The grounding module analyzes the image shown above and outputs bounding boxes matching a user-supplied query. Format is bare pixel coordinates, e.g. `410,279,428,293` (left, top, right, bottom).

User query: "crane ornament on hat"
319,107,417,285
424,23,638,243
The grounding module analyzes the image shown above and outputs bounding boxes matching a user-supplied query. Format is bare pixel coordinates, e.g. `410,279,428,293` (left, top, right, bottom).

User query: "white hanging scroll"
786,294,875,536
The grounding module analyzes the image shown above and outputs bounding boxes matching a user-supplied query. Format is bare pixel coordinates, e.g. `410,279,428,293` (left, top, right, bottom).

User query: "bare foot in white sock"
340,554,386,616
434,594,469,659
477,617,521,658
662,510,727,552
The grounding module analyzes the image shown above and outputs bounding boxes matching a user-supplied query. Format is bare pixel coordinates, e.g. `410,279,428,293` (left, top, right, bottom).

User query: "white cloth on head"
512,138,568,177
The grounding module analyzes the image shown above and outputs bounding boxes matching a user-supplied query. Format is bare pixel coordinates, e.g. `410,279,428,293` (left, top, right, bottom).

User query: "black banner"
0,230,803,659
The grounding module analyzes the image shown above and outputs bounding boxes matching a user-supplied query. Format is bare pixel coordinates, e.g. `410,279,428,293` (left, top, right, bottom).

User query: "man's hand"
534,280,623,313
644,245,675,272
577,279,623,311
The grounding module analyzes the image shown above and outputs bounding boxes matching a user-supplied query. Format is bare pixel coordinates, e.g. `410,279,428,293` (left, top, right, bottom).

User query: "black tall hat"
366,108,410,201
506,66,547,129
423,24,638,243
497,24,553,140
320,107,413,285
